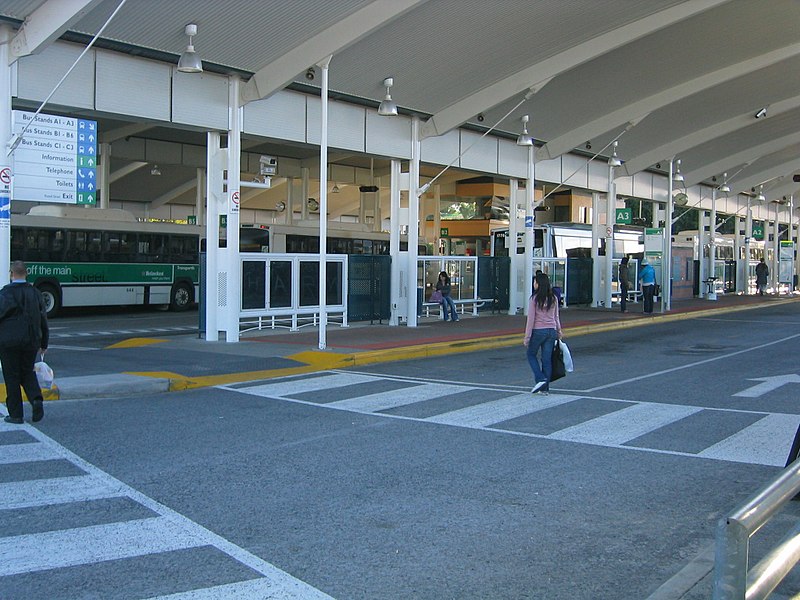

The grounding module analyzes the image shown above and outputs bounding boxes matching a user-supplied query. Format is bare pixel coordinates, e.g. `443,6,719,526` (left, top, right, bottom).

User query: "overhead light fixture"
673,158,684,183
756,186,766,202
177,23,203,74
307,198,319,211
754,107,767,119
718,172,730,194
275,201,286,213
377,77,398,116
150,164,161,176
608,141,622,167
516,115,533,146
331,183,340,194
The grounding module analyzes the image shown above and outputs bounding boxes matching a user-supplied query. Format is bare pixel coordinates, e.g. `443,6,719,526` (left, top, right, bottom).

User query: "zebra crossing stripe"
0,474,124,510
328,383,464,412
698,413,800,466
0,516,206,576
547,402,703,446
426,393,579,428
240,372,377,398
0,441,61,464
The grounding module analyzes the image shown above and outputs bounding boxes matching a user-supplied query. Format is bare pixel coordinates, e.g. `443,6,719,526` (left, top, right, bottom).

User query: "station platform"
6,292,795,404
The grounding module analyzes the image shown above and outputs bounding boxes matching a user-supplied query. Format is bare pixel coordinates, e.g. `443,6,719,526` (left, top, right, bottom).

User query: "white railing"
713,458,800,599
239,253,348,331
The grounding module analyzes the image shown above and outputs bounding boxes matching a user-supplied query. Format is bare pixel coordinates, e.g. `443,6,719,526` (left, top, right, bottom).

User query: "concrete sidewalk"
9,293,797,404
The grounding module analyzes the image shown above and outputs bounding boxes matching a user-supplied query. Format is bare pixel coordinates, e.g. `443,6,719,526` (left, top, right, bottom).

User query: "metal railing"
713,459,800,599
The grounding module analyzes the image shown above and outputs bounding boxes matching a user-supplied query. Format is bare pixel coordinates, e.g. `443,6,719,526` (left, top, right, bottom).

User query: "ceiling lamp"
756,186,766,202
718,172,731,194
377,77,398,116
673,159,684,183
307,198,319,211
177,23,203,74
516,115,533,146
331,183,340,194
150,164,161,176
608,141,622,167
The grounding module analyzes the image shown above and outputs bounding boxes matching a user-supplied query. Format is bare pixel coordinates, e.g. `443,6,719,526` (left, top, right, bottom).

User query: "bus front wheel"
170,282,193,311
37,283,61,318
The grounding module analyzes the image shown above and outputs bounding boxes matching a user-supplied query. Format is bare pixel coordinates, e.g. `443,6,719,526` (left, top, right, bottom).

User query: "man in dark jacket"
0,261,49,424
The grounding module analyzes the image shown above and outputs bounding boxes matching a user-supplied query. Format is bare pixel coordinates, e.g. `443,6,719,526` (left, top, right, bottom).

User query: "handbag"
653,284,661,297
551,340,567,382
429,290,443,303
559,340,574,372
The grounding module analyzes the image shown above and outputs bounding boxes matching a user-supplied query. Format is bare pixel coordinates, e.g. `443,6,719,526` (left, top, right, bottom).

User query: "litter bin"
703,277,718,301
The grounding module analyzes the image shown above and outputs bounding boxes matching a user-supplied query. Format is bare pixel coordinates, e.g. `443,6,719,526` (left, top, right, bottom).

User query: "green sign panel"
440,228,449,237
752,224,764,240
26,262,199,284
615,208,632,224
187,215,197,225
220,215,227,228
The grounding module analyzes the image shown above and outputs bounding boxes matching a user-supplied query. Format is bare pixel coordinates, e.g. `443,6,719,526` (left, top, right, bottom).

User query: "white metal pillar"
523,145,535,313
317,55,332,349
745,197,752,293
224,75,242,343
205,131,223,341
389,159,401,326
406,117,421,327
98,143,111,209
664,160,675,311
773,203,780,293
698,210,708,298
605,165,617,309
591,192,602,307
433,185,441,255
709,186,717,296
195,168,204,225
301,167,309,220
0,25,12,287
508,179,519,315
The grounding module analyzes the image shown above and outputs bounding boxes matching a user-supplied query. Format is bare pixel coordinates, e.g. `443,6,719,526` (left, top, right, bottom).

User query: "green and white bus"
11,206,202,317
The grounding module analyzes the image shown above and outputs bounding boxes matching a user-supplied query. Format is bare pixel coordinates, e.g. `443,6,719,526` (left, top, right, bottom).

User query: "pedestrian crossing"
0,420,333,600
228,371,799,468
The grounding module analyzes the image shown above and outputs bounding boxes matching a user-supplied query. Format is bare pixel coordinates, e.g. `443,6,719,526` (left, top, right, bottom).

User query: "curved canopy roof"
2,0,799,200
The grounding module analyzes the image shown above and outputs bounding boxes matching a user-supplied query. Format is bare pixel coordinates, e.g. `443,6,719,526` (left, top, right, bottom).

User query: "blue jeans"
526,328,558,390
442,295,458,321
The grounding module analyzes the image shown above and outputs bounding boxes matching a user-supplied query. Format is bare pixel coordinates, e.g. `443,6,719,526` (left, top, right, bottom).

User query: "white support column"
664,160,674,311
709,186,717,296
301,167,309,220
605,165,616,309
773,204,780,293
0,25,12,287
508,179,519,315
317,55,332,350
205,132,223,341
225,76,242,343
389,159,401,326
98,143,110,209
523,145,535,312
591,191,602,307
791,195,796,291
745,198,752,294
698,210,707,298
433,185,441,255
195,168,205,225
407,117,421,327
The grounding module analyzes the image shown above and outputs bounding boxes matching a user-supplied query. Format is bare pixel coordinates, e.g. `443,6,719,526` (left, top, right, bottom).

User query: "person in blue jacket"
639,259,656,314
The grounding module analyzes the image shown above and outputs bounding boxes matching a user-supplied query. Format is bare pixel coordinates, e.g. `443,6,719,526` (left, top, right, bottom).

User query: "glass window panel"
299,261,319,306
269,260,292,308
242,261,266,309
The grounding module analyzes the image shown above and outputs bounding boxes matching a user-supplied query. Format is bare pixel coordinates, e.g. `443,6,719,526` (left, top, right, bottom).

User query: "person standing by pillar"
0,261,49,424
619,256,630,313
755,258,769,296
639,259,656,315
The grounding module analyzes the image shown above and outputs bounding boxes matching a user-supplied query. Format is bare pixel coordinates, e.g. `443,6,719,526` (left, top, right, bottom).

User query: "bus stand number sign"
616,208,631,224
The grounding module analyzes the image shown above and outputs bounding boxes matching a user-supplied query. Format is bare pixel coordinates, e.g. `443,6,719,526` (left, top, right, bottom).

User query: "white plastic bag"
559,340,574,372
34,358,54,390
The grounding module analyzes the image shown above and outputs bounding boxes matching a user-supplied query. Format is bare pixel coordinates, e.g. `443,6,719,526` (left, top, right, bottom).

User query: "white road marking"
144,577,327,600
427,393,578,427
698,413,800,466
0,440,60,464
0,474,124,509
328,383,463,412
0,517,206,577
547,402,702,445
240,372,377,398
733,374,800,398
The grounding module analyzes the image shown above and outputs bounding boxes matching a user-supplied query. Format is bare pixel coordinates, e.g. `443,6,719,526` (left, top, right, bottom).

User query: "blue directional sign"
11,111,98,205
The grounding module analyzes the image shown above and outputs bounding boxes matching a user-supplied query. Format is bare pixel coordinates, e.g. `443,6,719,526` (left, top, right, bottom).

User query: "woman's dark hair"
533,272,556,310
438,271,450,285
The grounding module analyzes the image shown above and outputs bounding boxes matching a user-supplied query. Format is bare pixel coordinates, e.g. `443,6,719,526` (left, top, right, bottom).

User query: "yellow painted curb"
98,297,800,393
0,384,59,402
107,338,169,349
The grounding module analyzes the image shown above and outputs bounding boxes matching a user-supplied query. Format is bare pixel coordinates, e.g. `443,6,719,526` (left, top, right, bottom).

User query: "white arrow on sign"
734,374,800,398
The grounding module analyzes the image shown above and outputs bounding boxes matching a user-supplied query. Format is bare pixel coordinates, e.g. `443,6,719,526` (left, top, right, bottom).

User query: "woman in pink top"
524,272,563,394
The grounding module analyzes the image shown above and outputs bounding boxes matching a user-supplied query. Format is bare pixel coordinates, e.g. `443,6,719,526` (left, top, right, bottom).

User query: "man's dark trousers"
0,345,42,420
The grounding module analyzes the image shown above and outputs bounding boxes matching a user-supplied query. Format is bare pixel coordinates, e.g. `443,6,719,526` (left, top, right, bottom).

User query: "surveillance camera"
755,108,767,119
476,113,485,122
585,142,592,150
655,163,661,169
305,68,315,81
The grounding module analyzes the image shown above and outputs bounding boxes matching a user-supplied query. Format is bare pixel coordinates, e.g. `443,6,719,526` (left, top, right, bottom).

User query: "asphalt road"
4,303,800,599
